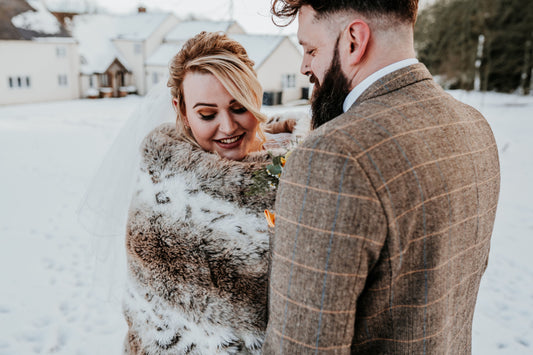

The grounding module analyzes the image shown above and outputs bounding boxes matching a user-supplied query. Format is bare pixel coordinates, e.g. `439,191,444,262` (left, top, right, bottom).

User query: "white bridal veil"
77,82,175,301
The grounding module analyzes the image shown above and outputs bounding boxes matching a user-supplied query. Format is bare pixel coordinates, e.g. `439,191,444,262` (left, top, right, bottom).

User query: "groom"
264,0,500,354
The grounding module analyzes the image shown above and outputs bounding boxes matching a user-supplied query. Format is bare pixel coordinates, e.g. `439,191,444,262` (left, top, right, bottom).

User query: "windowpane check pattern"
263,64,500,355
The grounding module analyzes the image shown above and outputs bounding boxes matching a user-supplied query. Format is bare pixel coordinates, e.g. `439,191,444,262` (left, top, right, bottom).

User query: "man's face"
309,40,352,129
297,5,339,86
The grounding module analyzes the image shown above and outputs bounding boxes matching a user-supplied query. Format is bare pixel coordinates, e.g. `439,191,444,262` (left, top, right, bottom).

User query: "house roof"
0,0,70,40
71,12,172,74
164,20,239,42
146,42,183,67
147,33,288,72
43,0,99,14
229,34,286,69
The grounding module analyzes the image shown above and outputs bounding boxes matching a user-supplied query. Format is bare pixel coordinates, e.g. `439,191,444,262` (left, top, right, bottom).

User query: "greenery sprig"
248,152,287,196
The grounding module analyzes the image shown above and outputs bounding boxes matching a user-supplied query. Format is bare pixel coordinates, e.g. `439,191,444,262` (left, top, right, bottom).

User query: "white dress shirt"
342,58,419,112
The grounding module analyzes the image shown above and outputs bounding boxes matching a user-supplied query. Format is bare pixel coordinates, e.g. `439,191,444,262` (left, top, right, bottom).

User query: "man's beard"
310,44,351,130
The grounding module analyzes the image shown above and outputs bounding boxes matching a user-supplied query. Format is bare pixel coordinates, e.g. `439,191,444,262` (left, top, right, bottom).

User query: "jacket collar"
347,63,434,110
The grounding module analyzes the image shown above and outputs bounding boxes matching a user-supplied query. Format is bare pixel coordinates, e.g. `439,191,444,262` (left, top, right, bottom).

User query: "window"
100,74,109,87
58,74,68,86
282,74,296,89
152,72,160,85
8,76,31,89
56,46,67,57
134,43,142,55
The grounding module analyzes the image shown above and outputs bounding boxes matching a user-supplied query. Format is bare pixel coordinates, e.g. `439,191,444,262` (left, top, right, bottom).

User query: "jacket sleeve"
263,132,387,354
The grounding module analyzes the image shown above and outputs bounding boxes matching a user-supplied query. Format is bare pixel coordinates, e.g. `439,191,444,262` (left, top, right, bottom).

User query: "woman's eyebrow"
193,102,217,108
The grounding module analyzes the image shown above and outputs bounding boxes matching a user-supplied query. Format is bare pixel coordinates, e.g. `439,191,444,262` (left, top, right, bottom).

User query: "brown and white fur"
123,123,283,354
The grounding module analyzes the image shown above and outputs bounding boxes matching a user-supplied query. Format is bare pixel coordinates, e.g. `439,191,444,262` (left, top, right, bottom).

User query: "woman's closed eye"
198,111,216,120
231,106,248,114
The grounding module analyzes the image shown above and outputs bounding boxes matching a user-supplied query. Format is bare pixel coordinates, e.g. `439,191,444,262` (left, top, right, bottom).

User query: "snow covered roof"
229,34,286,69
0,0,71,40
71,12,172,74
147,34,289,72
146,42,183,67
43,0,99,14
165,20,241,42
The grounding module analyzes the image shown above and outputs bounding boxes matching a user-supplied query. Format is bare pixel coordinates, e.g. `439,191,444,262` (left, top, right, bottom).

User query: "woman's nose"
218,111,239,135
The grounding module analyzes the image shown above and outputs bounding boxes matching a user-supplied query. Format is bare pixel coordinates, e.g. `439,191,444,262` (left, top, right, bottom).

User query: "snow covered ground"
0,91,531,354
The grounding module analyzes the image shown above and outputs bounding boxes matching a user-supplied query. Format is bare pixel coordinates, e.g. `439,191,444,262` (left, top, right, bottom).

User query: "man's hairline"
303,6,411,34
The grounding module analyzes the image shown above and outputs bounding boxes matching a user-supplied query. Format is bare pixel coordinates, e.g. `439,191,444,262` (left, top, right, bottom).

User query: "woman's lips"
214,134,245,149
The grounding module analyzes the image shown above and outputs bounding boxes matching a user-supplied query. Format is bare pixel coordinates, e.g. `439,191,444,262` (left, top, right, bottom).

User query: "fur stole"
123,123,280,354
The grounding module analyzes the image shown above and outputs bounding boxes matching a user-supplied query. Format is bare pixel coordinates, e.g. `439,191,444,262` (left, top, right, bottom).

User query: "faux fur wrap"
123,123,280,354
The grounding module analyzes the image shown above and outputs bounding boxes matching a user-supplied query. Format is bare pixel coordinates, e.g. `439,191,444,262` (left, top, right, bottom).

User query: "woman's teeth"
219,136,240,144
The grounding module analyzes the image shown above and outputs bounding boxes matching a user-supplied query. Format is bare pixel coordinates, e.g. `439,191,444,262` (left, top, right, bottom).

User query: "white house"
145,20,246,93
230,34,308,104
70,10,178,98
0,0,80,105
146,20,307,105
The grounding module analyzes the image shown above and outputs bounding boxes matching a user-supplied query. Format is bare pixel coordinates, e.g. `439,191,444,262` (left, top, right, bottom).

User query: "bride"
120,31,306,354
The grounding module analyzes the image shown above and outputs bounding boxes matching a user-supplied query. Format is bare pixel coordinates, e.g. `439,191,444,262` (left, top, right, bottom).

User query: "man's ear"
344,20,371,65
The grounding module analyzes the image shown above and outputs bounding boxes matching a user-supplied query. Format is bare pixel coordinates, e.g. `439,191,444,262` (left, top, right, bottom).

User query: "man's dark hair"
271,0,419,26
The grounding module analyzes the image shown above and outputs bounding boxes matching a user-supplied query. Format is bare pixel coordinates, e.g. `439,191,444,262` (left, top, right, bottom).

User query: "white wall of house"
144,15,179,56
0,39,79,105
112,14,178,96
112,39,146,94
256,38,308,104
145,65,169,93
79,74,96,97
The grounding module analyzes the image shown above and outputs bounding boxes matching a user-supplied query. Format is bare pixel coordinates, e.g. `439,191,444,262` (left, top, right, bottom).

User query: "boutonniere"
249,151,292,228
248,151,289,196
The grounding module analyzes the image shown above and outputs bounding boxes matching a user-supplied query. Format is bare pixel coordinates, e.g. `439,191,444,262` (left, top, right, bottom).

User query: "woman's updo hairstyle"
167,31,267,145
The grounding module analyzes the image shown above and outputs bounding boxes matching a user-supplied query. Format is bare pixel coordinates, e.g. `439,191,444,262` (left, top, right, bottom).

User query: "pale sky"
92,0,298,35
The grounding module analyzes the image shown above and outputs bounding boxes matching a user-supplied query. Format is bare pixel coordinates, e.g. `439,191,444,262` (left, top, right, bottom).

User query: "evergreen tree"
415,0,533,93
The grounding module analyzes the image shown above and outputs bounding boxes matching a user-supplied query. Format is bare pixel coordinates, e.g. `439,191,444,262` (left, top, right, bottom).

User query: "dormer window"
56,46,67,57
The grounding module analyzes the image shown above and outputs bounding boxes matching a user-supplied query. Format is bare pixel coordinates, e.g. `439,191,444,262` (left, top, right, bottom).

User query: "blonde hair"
167,31,267,147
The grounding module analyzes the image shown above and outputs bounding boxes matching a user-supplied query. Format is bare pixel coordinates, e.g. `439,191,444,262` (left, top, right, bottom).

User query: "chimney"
138,6,146,13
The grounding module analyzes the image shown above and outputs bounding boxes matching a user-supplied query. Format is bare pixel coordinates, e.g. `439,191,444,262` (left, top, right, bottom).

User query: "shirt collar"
342,58,419,113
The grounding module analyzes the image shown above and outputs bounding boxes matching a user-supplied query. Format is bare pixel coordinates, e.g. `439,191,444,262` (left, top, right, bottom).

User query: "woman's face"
177,72,261,161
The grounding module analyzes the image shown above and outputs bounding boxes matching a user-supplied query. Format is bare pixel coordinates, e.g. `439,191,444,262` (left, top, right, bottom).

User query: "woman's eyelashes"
231,106,247,114
199,112,216,120
197,106,248,120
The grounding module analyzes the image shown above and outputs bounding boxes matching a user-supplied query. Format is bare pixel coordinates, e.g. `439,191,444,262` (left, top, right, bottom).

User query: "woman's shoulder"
140,122,193,161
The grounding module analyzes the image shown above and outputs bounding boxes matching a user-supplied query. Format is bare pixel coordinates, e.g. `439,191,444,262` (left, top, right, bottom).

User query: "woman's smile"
215,133,245,148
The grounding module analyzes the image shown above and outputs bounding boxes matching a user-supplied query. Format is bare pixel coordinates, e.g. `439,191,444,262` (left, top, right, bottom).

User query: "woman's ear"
172,98,189,128
344,20,371,66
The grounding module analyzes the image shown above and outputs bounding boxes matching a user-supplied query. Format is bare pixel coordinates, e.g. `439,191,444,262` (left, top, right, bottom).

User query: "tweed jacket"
263,63,500,354
123,123,283,354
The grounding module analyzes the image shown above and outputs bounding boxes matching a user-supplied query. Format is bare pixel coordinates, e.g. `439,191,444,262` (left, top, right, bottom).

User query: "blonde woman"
122,32,303,354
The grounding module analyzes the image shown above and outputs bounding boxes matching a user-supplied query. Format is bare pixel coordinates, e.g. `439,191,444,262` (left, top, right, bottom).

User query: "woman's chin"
217,149,246,161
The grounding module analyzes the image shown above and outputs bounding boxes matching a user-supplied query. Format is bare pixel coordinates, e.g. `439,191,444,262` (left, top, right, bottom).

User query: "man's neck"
348,29,416,91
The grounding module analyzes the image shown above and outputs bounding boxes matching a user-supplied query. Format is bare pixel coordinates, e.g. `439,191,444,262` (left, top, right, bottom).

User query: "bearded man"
263,0,500,354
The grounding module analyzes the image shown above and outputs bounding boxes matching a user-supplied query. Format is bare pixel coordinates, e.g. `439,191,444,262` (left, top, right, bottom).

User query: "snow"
70,13,171,74
0,90,531,354
11,0,62,35
229,34,285,68
146,43,183,67
164,20,238,42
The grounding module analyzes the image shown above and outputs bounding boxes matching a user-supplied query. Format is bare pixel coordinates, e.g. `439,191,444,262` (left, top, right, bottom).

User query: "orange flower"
280,157,286,167
264,209,276,228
